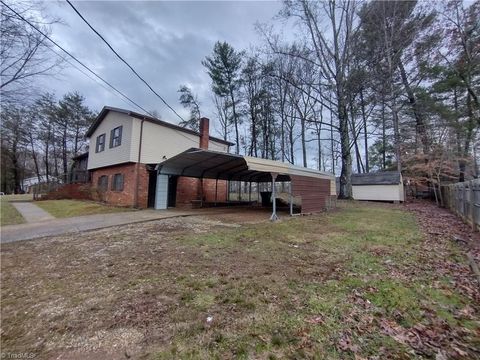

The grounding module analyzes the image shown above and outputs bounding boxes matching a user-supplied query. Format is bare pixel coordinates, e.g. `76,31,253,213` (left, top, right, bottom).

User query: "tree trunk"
381,98,386,169
360,88,369,172
338,100,352,199
330,105,335,175
392,104,402,172
398,59,429,155
44,136,50,183
62,127,68,183
29,134,41,184
230,89,240,155
301,116,307,167
10,140,21,193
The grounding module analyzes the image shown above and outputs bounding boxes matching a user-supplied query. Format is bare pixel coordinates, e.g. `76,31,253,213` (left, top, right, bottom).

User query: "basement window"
98,175,108,191
112,173,124,191
110,126,122,148
95,133,106,152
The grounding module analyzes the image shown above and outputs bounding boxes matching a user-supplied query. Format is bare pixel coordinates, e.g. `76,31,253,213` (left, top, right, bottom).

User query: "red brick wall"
91,163,149,208
90,164,227,209
202,179,227,202
291,175,330,213
42,183,93,201
175,176,227,207
176,176,200,207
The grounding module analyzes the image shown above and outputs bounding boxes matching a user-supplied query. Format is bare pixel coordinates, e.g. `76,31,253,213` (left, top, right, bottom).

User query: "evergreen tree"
177,85,201,131
202,41,243,154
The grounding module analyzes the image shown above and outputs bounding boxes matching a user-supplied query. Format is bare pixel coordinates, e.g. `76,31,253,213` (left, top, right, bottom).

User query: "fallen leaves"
380,317,478,359
331,201,480,359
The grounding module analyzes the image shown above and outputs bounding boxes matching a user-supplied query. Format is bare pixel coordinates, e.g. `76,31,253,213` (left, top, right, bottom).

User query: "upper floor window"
110,126,122,148
95,133,106,153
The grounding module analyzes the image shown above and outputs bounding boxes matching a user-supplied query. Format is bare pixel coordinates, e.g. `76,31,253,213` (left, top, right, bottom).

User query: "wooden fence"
441,179,480,231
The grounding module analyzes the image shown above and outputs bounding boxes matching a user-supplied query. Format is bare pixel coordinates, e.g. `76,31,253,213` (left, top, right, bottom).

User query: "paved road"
11,202,55,222
0,209,192,243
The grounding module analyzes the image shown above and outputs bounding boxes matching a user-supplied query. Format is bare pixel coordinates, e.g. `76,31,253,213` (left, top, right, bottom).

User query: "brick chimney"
199,117,209,150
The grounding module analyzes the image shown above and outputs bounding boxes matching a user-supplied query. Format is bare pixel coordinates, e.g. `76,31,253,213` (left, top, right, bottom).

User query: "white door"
155,174,168,209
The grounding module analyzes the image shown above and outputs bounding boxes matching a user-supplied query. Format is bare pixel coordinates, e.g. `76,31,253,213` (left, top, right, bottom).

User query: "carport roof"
157,148,334,182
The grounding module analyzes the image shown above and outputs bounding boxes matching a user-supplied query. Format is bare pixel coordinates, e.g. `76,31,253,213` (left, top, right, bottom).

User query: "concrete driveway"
0,209,192,243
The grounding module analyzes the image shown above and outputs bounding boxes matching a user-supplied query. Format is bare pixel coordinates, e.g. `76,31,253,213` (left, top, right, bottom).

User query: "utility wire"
0,0,153,116
66,0,185,122
3,1,204,147
48,46,142,111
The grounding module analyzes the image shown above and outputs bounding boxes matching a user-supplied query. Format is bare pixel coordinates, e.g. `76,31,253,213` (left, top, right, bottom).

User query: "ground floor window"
112,173,124,191
98,175,108,191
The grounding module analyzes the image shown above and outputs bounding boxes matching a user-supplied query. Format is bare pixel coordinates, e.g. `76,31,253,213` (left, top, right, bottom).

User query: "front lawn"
1,202,478,359
0,196,26,226
34,199,132,218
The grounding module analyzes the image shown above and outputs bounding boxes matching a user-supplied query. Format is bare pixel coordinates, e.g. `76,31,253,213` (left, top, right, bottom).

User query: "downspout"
134,119,145,208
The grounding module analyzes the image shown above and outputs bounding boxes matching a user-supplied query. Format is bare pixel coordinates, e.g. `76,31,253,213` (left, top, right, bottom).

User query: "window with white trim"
96,133,106,152
110,126,122,148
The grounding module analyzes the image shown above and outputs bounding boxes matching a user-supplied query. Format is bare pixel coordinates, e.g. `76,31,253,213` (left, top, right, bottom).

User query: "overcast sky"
41,0,283,135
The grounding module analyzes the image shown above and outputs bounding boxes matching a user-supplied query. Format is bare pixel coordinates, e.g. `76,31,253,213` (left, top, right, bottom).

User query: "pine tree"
202,41,243,154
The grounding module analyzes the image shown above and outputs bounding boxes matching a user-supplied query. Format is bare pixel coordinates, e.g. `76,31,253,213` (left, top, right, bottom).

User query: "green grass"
1,202,478,359
0,197,25,226
158,204,477,358
35,199,132,218
1,194,33,201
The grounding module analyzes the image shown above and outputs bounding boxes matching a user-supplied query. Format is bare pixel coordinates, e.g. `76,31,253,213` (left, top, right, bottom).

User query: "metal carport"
155,148,336,219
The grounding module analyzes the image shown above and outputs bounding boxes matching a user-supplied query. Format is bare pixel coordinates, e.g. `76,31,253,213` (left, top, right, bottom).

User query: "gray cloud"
40,0,282,130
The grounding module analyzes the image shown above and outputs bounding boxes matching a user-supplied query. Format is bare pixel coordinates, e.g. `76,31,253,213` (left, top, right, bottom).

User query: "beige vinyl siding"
352,184,404,202
330,179,336,196
88,112,229,170
87,112,134,170
208,139,229,153
132,118,228,164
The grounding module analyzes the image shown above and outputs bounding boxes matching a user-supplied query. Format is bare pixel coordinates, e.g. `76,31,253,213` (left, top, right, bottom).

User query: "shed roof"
86,106,234,146
351,171,402,185
158,148,334,183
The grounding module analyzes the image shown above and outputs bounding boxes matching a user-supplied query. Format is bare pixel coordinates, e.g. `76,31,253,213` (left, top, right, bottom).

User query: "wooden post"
215,178,218,206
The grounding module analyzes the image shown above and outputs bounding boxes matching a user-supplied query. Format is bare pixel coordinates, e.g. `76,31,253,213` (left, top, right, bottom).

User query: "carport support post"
289,181,293,216
257,182,260,204
270,173,279,221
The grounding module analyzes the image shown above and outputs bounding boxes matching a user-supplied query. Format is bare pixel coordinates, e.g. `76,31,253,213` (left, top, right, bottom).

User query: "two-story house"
85,106,233,208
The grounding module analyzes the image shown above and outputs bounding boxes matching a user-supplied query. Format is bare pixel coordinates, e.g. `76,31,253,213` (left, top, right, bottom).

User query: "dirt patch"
0,212,342,358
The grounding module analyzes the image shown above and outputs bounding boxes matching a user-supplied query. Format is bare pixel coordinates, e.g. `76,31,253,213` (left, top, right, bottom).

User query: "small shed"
337,171,404,202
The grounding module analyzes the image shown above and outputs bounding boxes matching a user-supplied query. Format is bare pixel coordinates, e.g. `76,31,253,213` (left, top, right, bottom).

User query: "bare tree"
1,1,63,104
281,0,358,198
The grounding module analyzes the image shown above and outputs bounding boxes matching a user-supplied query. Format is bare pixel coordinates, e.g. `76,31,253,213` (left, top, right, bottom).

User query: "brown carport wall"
291,175,331,213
